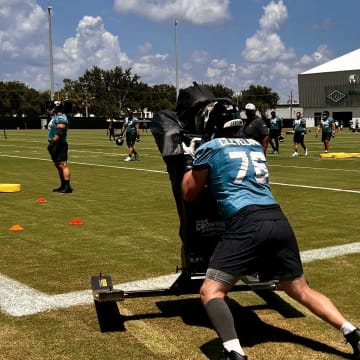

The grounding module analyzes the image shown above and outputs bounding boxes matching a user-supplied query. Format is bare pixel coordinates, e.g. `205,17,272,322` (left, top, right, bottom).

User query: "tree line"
0,66,280,119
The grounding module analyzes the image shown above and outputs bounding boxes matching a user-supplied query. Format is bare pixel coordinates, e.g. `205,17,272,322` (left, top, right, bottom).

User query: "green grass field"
0,127,359,359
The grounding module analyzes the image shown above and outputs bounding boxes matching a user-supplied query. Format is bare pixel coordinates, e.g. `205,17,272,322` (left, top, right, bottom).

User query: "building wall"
298,70,360,126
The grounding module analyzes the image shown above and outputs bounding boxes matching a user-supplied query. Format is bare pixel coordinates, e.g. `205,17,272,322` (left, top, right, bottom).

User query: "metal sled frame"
91,271,279,303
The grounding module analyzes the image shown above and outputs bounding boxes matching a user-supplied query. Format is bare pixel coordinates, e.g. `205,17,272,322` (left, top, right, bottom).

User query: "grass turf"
0,128,359,359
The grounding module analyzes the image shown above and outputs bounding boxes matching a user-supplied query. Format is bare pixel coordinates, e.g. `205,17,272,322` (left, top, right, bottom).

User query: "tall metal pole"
48,5,55,101
174,19,179,101
290,89,293,120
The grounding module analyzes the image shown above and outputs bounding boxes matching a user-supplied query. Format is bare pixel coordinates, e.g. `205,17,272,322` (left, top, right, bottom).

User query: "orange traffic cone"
36,197,47,203
9,224,24,231
69,218,83,225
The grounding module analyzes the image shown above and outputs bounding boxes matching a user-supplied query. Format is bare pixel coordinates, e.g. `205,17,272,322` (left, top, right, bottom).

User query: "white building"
298,48,360,128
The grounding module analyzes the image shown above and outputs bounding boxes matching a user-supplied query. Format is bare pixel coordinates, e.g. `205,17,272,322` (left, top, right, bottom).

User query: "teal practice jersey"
193,138,276,220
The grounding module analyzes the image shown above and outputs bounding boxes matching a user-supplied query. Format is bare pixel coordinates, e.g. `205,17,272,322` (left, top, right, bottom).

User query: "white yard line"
271,182,360,194
0,242,359,317
1,154,360,191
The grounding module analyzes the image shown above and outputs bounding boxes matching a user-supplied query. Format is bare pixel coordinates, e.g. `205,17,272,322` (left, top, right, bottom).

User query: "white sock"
223,339,246,356
340,321,357,335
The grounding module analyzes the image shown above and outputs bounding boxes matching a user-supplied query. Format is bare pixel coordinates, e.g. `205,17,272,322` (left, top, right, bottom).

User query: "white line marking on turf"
0,242,359,317
269,164,360,173
0,154,167,174
271,182,360,194
1,154,360,193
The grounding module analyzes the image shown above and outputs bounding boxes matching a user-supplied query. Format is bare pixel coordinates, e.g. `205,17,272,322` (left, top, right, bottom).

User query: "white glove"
182,137,202,158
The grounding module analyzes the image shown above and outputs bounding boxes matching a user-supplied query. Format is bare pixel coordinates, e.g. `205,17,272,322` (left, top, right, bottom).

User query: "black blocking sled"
91,84,280,331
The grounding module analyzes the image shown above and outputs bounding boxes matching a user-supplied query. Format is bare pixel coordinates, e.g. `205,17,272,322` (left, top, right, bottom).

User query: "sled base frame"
91,272,279,303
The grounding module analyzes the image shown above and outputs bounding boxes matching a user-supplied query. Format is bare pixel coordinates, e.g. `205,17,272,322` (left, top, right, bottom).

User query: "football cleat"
345,328,360,359
56,186,72,194
220,349,248,360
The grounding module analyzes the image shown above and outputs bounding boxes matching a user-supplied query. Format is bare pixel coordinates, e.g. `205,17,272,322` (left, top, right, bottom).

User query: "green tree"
150,84,176,111
204,83,234,99
0,81,47,117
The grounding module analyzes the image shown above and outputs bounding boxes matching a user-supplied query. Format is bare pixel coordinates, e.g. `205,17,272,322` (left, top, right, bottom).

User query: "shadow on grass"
92,290,351,359
201,297,351,360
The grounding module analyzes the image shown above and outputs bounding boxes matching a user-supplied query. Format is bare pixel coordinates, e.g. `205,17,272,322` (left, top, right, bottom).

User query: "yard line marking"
0,154,167,174
1,155,360,192
271,182,360,194
270,164,360,173
300,242,360,263
0,242,359,317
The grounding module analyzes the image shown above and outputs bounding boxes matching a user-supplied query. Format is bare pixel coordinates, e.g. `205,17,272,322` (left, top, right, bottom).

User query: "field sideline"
0,128,359,359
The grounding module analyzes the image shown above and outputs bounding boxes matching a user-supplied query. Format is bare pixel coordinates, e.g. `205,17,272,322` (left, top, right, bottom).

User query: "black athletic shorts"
269,129,281,139
208,204,303,282
293,131,305,143
126,133,137,146
321,132,332,142
48,141,68,162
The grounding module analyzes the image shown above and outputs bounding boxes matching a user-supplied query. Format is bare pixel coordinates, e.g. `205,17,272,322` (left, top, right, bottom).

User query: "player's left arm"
331,119,336,137
135,122,140,140
181,168,209,202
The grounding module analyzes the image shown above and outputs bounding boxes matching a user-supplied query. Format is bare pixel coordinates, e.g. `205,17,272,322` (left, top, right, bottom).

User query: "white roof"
301,48,360,74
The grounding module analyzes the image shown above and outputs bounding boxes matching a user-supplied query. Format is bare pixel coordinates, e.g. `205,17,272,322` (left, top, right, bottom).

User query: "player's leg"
201,276,247,359
280,277,360,359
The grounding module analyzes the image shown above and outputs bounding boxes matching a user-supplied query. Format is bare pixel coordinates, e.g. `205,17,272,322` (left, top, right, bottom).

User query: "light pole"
47,5,54,101
174,19,180,101
235,91,241,106
83,82,89,118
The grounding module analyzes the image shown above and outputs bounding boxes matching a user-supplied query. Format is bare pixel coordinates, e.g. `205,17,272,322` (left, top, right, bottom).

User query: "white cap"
223,119,243,129
245,103,256,110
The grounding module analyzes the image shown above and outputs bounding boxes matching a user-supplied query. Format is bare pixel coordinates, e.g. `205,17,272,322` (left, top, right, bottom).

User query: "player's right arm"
181,168,209,202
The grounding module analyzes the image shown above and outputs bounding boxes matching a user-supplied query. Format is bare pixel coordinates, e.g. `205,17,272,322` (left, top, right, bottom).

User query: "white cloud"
113,0,230,24
57,16,130,79
191,50,209,64
0,0,47,64
138,42,153,54
297,44,331,68
242,0,292,62
259,0,287,31
210,58,229,69
0,0,337,103
0,1,132,90
132,53,174,85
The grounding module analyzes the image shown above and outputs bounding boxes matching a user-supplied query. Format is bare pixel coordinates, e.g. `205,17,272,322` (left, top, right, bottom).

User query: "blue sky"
1,0,359,102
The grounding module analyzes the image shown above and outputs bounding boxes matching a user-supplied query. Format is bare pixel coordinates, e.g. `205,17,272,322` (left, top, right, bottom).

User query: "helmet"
47,100,64,113
245,103,256,111
116,136,124,146
201,98,242,140
322,110,329,118
54,101,64,112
